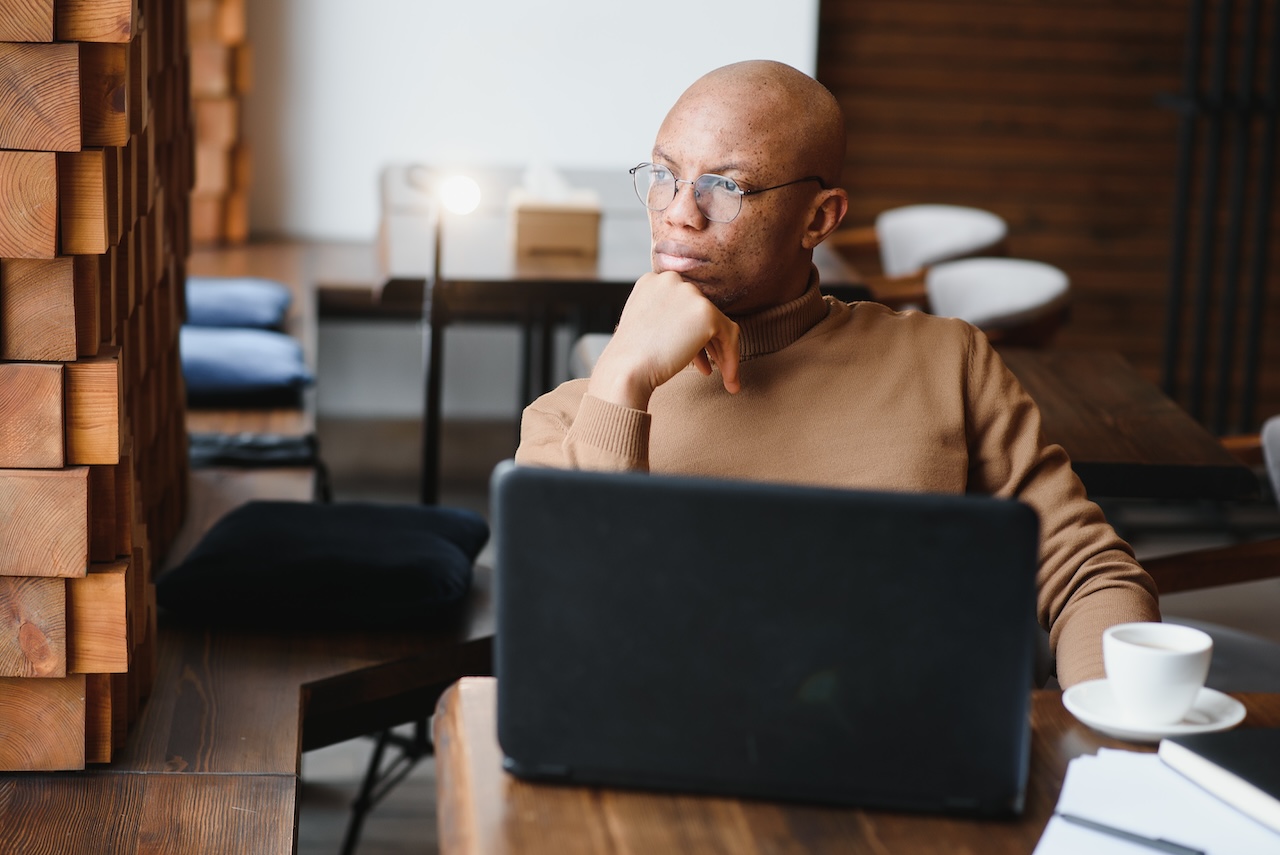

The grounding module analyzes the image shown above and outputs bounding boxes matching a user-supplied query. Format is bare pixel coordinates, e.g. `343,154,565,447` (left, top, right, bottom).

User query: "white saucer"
1062,679,1246,743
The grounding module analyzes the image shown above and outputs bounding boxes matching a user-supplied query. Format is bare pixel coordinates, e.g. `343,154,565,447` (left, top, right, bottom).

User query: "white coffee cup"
1103,622,1213,726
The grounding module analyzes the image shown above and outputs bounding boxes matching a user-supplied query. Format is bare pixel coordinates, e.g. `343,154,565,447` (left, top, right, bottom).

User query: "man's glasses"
630,162,829,223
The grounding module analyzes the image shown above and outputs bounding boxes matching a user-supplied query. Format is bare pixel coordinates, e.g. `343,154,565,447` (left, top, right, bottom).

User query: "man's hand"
587,271,741,411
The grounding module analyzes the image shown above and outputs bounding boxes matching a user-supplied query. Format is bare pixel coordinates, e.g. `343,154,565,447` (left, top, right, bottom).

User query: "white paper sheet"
1033,749,1280,855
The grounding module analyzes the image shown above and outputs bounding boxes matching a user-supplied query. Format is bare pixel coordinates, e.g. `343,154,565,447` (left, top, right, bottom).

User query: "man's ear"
801,188,849,250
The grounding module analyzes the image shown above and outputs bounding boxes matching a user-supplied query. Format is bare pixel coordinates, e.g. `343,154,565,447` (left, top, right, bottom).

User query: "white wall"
243,0,819,418
245,0,819,241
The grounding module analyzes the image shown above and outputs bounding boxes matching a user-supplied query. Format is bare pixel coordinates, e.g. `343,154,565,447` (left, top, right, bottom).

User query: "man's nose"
662,180,707,227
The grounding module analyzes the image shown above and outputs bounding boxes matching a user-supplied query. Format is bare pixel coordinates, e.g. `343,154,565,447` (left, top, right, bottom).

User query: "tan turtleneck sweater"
516,279,1160,686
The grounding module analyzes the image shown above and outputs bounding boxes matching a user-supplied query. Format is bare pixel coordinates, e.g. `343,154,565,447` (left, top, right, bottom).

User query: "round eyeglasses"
629,162,829,223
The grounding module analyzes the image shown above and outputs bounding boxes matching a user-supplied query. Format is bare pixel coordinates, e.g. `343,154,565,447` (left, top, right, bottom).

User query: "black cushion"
156,501,489,629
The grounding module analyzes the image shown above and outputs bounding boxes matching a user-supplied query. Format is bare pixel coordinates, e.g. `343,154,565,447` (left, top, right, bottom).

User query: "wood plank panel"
0,0,54,42
65,345,122,465
54,0,135,44
84,671,114,763
0,362,64,468
58,148,109,255
817,0,1280,428
0,467,89,577
0,257,76,361
0,151,57,258
0,576,66,677
0,674,84,770
0,42,79,151
67,559,129,674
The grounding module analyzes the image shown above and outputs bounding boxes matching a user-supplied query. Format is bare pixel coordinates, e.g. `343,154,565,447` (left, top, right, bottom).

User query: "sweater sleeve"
516,383,651,472
962,329,1160,687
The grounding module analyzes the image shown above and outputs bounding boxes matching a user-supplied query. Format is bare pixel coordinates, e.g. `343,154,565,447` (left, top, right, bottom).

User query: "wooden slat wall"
817,0,1280,433
186,0,248,245
0,0,192,770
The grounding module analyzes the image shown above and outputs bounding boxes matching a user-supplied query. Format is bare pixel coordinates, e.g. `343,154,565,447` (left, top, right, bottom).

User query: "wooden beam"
80,42,129,148
74,253,103,356
0,362,64,468
67,558,129,674
0,674,85,770
65,345,122,466
0,576,66,677
0,42,79,152
84,671,114,763
88,464,117,562
0,257,77,362
54,0,135,44
0,0,54,42
58,149,109,255
0,467,89,578
0,151,57,259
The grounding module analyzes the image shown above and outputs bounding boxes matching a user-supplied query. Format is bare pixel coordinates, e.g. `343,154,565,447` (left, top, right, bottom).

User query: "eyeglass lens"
631,163,743,223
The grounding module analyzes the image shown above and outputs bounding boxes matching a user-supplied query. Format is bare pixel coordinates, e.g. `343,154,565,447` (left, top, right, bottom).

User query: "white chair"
875,204,1009,277
925,257,1071,346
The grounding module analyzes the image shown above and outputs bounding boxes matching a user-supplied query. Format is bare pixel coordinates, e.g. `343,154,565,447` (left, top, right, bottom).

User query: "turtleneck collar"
728,267,830,361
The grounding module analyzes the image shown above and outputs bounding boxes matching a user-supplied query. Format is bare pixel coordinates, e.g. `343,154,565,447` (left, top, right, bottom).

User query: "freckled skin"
587,61,850,410
647,61,849,315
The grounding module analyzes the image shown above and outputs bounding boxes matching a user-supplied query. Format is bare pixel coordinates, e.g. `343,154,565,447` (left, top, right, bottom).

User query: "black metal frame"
1161,0,1280,436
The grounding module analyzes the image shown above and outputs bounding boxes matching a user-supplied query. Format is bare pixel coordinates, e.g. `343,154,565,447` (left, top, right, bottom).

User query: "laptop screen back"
492,465,1038,816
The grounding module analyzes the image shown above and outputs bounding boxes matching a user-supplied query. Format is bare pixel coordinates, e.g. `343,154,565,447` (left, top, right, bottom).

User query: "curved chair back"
925,258,1070,347
1263,415,1280,503
876,204,1009,277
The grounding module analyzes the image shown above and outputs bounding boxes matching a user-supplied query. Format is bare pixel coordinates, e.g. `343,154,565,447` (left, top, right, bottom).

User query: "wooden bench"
0,242,494,854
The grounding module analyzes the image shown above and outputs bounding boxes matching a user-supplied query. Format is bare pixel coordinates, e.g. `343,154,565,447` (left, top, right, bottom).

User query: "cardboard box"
509,188,601,258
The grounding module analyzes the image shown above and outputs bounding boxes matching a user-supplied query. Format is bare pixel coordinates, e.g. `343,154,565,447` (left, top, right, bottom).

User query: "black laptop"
491,464,1039,816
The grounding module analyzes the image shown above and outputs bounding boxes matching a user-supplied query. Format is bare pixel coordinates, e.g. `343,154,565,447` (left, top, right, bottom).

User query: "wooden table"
432,677,1280,855
1001,348,1259,501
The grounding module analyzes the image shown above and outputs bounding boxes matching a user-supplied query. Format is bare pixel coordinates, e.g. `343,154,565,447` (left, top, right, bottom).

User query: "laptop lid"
492,465,1039,816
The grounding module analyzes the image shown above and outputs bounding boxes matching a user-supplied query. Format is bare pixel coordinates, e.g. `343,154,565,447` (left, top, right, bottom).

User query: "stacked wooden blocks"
0,0,193,770
187,0,248,245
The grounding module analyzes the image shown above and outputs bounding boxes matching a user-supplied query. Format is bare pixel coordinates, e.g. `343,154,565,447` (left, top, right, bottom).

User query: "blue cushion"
186,276,292,329
155,501,489,629
181,326,313,407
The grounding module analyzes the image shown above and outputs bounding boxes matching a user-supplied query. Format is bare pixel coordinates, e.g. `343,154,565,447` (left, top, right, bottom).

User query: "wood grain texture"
0,362,64,468
58,148,109,255
0,467,88,577
0,0,54,42
0,674,84,770
54,0,135,43
67,558,129,673
0,772,296,851
0,256,76,361
81,41,129,147
0,42,79,151
84,671,114,763
74,253,103,355
0,576,65,677
433,681,1280,855
0,150,56,259
65,344,122,465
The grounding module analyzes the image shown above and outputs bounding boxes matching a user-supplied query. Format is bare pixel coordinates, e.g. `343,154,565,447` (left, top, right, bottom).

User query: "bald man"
516,60,1159,687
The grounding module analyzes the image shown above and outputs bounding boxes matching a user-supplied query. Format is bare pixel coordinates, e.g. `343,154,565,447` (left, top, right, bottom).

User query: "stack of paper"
1034,749,1280,854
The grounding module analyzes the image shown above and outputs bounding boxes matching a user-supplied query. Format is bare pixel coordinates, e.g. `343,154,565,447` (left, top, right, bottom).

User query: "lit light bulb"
439,174,481,215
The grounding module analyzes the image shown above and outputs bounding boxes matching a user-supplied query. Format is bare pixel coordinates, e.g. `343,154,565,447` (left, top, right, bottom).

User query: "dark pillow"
181,326,313,407
186,276,292,329
155,501,489,629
